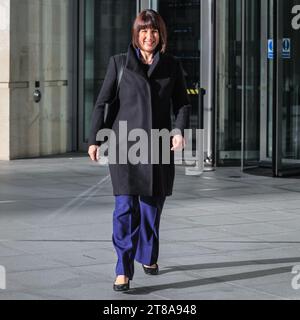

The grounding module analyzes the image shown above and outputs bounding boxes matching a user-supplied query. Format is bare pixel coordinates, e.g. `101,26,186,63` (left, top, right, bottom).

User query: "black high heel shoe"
142,263,159,275
113,278,130,292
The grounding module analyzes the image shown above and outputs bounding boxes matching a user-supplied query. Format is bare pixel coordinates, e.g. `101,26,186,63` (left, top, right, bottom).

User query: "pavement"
1,153,300,300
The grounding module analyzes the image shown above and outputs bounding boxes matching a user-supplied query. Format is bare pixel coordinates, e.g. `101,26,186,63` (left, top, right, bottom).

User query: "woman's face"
138,27,160,53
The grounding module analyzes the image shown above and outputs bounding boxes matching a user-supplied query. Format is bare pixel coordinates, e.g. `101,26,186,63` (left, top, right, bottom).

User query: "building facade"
1,0,300,176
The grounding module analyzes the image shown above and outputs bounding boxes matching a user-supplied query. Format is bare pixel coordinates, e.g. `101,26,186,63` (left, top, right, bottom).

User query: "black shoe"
142,264,159,275
113,279,130,292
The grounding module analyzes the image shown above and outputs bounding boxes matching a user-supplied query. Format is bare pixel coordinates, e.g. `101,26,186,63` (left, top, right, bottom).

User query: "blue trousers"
112,195,166,280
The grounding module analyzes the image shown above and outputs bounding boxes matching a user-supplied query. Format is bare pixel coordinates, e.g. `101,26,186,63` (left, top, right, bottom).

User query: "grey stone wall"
0,0,10,160
0,0,74,160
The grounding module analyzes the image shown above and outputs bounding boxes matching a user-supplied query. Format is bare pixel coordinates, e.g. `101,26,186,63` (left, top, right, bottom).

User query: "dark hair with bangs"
132,9,167,53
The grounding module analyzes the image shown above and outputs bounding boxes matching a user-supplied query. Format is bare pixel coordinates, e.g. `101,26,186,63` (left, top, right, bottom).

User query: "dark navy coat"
89,44,191,196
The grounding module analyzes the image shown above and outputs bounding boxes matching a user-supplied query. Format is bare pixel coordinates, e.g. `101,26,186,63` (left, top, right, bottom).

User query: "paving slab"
1,155,300,299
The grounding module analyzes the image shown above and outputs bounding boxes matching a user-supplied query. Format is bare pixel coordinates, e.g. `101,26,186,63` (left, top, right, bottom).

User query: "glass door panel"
276,0,300,175
242,0,272,174
215,0,243,166
157,0,201,150
242,0,261,169
79,0,136,150
242,0,300,177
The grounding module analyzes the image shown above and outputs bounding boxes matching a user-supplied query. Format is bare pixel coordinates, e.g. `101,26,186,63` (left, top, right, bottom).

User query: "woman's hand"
88,145,100,162
171,134,186,151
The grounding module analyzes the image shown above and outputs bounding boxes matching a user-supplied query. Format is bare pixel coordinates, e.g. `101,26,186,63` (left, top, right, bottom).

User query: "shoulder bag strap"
116,53,126,91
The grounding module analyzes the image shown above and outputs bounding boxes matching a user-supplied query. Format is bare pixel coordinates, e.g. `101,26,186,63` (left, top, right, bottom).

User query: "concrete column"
0,0,10,160
0,0,74,160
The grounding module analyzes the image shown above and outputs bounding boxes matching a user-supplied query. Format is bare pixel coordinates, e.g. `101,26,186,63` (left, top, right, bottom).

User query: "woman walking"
88,9,191,291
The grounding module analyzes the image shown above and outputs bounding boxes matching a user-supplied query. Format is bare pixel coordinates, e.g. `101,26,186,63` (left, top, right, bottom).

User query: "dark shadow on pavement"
124,257,300,295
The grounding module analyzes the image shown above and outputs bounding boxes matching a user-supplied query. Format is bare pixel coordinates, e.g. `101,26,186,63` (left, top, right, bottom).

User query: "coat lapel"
126,44,147,80
126,44,161,79
147,49,161,78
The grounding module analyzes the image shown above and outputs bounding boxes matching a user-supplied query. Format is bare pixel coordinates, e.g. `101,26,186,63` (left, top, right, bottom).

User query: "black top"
140,62,150,76
135,47,152,76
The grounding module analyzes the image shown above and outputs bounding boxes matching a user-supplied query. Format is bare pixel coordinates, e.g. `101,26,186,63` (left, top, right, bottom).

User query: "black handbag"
103,54,126,129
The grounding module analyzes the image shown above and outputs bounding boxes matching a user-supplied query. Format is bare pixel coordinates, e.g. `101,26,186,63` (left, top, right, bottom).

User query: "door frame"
272,0,280,176
70,0,80,152
77,0,86,152
201,0,215,167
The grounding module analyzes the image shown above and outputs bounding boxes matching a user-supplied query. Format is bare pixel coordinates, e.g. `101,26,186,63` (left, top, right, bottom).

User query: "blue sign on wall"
268,39,274,59
282,38,291,59
268,38,291,59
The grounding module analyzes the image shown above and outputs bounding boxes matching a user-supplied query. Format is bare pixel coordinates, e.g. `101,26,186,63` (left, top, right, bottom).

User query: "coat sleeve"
171,59,192,136
88,56,117,146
